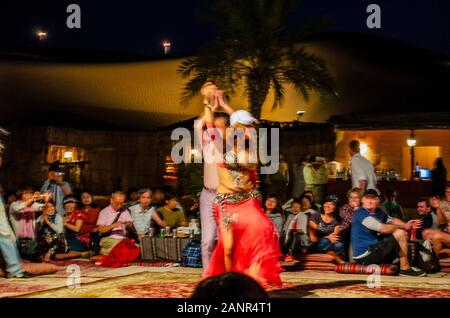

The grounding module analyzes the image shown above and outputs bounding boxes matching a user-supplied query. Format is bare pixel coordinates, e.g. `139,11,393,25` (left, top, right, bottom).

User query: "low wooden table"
140,236,191,262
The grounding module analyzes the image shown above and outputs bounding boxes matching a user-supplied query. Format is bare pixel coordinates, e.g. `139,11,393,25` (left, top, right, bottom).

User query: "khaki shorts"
99,237,122,256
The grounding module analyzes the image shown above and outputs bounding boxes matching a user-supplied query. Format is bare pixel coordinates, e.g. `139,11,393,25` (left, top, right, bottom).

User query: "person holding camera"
9,187,51,239
0,132,32,278
40,164,72,216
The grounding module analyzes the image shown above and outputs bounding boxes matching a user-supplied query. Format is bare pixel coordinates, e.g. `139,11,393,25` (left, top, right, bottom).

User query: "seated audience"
96,191,134,256
282,190,320,214
308,196,345,264
35,201,67,262
53,195,93,260
351,189,425,276
264,195,284,236
129,188,166,239
125,187,139,209
338,187,363,242
422,187,450,256
302,190,320,211
156,193,187,229
416,197,438,240
438,186,450,232
192,272,268,298
429,195,441,215
79,191,100,236
151,188,166,209
381,188,404,220
282,197,314,257
9,186,49,239
95,191,140,266
63,195,89,252
179,195,200,221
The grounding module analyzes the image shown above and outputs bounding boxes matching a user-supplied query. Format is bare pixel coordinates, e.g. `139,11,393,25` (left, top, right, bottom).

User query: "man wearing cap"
0,129,31,278
349,140,379,193
195,83,234,272
351,189,425,276
40,164,72,216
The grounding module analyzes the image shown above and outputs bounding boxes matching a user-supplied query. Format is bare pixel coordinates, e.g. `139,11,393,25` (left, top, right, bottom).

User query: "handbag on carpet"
181,240,202,268
17,238,39,261
409,240,440,273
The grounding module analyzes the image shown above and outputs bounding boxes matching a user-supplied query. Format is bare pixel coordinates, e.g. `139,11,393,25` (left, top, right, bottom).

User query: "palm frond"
270,71,285,110
282,48,335,101
178,0,335,117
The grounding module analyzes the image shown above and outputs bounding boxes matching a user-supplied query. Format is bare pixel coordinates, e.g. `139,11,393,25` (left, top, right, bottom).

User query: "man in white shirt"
96,191,134,256
129,188,166,239
195,83,234,273
349,140,379,193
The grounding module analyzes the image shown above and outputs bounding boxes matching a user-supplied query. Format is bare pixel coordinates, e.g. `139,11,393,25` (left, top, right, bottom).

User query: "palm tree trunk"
247,75,270,120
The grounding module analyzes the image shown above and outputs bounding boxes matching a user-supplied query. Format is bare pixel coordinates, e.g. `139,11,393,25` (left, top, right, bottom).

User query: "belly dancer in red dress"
202,104,282,288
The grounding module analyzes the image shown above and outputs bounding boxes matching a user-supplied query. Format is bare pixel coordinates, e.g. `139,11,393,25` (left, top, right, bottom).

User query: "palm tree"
178,0,336,119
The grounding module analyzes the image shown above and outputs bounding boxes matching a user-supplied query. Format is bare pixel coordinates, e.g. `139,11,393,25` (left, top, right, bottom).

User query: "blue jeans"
68,239,89,252
309,237,345,255
0,236,24,277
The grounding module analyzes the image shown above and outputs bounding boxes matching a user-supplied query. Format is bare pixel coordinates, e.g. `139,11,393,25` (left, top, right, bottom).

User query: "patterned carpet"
3,258,450,298
13,269,450,298
0,259,178,298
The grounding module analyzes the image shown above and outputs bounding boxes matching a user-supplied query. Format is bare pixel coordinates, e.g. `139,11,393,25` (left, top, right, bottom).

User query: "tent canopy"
1,32,449,130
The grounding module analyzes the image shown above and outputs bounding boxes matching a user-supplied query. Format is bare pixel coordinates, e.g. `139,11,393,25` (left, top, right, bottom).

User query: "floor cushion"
299,253,335,263
280,261,302,271
439,258,450,267
335,263,398,275
298,261,336,271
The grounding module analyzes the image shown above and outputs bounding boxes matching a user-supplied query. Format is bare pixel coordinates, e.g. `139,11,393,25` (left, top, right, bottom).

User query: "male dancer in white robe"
194,83,234,273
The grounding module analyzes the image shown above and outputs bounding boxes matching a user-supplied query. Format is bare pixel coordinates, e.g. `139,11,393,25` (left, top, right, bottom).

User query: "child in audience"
282,196,315,260
264,195,285,237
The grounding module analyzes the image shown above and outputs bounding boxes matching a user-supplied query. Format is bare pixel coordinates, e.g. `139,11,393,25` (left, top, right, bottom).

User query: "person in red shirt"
54,195,92,260
79,191,100,238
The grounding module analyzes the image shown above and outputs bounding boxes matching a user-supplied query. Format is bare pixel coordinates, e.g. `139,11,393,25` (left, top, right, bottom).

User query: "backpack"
181,240,202,268
411,240,440,273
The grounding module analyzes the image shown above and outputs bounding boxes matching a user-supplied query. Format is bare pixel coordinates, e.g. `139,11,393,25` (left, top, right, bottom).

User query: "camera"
54,172,64,177
296,110,306,117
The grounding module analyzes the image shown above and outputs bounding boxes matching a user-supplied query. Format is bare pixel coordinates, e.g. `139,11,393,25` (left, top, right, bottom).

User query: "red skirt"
97,238,140,268
204,197,283,288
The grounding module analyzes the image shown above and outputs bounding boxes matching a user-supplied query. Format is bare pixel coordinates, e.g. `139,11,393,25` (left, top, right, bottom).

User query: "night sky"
1,0,449,57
